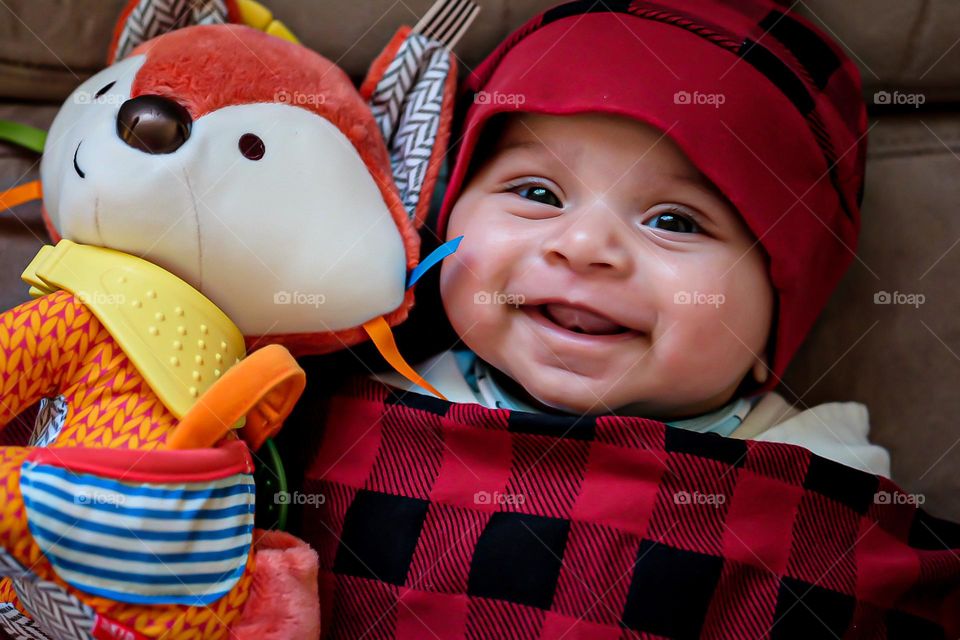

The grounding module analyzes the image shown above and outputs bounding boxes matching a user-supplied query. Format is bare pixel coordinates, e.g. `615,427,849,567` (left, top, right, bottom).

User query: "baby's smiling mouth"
541,303,626,335
521,301,639,338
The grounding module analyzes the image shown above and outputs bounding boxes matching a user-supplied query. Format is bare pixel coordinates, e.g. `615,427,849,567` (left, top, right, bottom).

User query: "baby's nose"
544,210,632,275
117,95,192,154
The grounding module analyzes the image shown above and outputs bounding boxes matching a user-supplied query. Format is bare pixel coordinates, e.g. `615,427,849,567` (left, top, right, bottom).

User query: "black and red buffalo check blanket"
300,377,960,639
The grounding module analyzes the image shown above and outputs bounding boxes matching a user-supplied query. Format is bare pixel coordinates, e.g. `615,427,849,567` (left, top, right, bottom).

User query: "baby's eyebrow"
625,170,704,197
673,174,718,195
629,173,733,227
655,169,710,189
678,173,733,208
492,139,546,157
490,138,578,171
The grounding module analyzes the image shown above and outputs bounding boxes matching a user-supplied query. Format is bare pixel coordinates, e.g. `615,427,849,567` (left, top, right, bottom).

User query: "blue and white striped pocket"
19,460,255,606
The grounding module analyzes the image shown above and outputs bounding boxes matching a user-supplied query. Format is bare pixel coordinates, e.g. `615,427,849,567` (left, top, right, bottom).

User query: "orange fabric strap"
0,181,42,210
166,344,306,451
363,315,447,401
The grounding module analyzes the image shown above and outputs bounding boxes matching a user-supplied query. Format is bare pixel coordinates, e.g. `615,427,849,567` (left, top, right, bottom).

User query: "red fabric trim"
27,440,253,481
92,616,149,640
360,27,412,102
224,0,242,24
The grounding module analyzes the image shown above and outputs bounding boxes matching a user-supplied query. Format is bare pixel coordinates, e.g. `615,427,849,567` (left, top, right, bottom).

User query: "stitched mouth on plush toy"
73,141,85,179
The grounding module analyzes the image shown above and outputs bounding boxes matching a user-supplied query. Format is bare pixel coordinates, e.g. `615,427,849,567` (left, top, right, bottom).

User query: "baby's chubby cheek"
439,246,481,319
440,201,530,337
440,235,509,348
448,204,527,274
660,265,769,379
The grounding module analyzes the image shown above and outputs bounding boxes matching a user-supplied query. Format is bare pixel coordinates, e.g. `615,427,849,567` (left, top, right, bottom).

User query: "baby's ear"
752,357,770,385
107,0,239,64
360,0,479,230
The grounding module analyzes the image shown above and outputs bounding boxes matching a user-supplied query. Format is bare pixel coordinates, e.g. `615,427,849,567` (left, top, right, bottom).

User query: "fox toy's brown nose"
117,95,192,154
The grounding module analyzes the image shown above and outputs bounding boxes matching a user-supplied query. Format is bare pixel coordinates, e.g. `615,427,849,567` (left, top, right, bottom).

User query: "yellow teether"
22,240,246,419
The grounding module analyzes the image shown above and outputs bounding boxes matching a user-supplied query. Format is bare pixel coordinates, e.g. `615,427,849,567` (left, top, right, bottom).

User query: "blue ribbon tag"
407,235,463,289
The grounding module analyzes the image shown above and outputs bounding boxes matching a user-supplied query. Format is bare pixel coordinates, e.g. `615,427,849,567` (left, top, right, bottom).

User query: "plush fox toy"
0,0,476,638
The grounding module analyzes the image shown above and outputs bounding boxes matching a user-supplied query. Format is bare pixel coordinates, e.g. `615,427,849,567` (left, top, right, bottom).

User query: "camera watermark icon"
474,490,526,506
75,291,127,307
874,490,924,506
474,90,526,106
873,90,925,108
75,491,126,507
275,89,327,106
673,490,726,507
274,290,326,307
873,290,924,308
274,491,326,507
674,290,725,308
674,90,726,108
73,90,125,106
474,290,525,307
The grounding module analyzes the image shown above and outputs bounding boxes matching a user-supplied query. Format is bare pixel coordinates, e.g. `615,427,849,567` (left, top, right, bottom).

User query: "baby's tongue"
542,303,623,335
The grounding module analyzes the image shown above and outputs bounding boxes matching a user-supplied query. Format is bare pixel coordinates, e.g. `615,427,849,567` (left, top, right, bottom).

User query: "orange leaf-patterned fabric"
0,291,252,639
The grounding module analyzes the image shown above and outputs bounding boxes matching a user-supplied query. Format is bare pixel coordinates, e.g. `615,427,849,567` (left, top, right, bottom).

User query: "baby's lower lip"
520,305,641,342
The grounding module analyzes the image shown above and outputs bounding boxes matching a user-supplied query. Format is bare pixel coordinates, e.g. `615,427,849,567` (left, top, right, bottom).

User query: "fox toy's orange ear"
107,0,297,64
361,0,479,230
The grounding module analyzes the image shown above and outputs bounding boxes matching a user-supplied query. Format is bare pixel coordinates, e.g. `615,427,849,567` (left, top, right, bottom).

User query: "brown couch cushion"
0,0,550,101
793,1,960,103
0,104,55,311
784,113,960,521
0,0,126,101
3,1,959,102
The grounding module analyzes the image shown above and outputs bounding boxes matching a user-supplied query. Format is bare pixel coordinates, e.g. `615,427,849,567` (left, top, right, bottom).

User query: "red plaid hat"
436,0,869,393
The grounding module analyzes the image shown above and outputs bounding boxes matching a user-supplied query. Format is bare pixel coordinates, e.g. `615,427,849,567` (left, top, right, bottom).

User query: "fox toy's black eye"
94,81,115,99
239,133,265,161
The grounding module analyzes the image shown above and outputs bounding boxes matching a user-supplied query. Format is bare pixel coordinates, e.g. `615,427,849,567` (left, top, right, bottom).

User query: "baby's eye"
511,184,562,208
643,209,700,234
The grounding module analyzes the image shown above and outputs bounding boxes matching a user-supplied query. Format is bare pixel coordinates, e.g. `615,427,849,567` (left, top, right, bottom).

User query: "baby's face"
441,113,773,418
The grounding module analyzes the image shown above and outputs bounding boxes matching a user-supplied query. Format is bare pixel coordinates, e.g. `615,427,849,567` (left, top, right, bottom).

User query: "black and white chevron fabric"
368,0,478,219
112,0,228,62
30,396,68,447
12,578,97,640
0,549,96,640
0,548,31,581
370,34,452,218
0,602,53,640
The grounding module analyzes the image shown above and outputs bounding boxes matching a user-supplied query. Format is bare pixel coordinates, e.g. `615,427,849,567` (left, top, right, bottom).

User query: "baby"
299,1,960,637
379,21,888,477
408,108,889,476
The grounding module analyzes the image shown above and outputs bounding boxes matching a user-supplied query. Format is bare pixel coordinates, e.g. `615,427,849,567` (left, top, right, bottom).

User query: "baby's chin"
496,360,648,416
495,359,739,419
